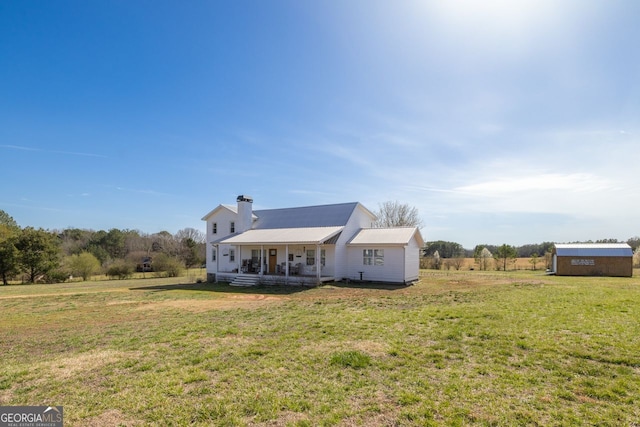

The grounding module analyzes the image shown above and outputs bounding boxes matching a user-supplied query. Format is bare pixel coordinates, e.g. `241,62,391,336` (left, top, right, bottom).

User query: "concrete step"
230,275,260,287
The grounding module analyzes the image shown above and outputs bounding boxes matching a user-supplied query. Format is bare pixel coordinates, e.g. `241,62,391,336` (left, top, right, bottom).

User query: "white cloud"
0,144,107,158
456,173,613,196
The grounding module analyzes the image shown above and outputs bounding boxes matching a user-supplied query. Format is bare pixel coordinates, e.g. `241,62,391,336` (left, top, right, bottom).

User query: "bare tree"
451,257,465,270
151,231,179,255
374,201,423,228
175,228,206,268
175,228,205,244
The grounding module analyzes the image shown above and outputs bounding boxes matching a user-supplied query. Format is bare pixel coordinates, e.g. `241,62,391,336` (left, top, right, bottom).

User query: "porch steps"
229,275,260,287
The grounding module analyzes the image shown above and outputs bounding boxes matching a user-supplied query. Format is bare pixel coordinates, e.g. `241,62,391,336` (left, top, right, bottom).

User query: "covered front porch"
211,226,342,286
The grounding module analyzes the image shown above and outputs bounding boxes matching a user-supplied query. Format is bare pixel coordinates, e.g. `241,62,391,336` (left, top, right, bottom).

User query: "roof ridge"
254,201,358,213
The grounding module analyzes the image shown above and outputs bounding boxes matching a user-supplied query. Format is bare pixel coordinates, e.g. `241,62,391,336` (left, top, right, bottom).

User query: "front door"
269,249,277,274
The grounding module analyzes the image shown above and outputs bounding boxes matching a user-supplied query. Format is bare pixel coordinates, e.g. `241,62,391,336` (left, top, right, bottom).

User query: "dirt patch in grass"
43,349,137,380
1,350,139,403
0,288,131,300
254,411,310,426
136,295,286,312
348,340,389,357
82,409,143,427
105,300,140,306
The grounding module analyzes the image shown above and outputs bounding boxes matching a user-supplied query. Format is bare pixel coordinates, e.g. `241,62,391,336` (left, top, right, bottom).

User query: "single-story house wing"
347,228,424,283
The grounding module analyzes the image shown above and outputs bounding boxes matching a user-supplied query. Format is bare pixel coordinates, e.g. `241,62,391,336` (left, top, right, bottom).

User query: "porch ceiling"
218,226,344,245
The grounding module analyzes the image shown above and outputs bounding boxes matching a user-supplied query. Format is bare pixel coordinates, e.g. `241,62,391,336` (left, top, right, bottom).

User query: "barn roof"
554,243,633,257
347,227,424,247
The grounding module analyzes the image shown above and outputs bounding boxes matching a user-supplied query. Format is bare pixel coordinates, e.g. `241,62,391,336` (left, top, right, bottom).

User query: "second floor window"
212,223,217,234
230,221,235,233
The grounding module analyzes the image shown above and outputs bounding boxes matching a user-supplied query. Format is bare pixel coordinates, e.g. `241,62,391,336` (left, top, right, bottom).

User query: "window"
212,222,217,234
230,222,235,233
212,249,217,261
363,249,373,265
363,249,384,266
307,249,326,266
229,249,235,262
374,249,384,266
251,249,261,265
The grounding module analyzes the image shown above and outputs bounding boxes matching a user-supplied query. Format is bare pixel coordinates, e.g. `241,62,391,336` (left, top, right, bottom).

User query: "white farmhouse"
202,195,424,286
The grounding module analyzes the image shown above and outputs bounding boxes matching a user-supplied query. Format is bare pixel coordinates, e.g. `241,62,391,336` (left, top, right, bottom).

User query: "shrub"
67,252,101,281
44,269,70,283
106,260,133,280
152,253,184,278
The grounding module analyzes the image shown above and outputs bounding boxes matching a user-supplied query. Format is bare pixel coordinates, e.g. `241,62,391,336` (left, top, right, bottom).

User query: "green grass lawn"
1,270,639,426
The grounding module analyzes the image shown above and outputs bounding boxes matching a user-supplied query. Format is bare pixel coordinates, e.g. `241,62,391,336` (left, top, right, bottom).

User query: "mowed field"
1,270,639,426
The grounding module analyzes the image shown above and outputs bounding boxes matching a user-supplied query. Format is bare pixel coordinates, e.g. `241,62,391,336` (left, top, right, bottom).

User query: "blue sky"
1,0,638,248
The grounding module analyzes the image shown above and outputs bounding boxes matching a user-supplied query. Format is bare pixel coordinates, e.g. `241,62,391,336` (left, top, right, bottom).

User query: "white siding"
205,207,238,274
346,246,406,283
334,204,376,280
218,244,239,272
404,238,420,282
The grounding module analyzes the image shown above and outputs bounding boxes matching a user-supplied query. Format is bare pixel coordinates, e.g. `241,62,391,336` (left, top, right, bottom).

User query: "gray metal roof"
554,243,633,257
252,202,360,229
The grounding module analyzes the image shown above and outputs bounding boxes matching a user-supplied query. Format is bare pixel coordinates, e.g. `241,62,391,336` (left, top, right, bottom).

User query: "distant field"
1,270,639,426
432,257,551,271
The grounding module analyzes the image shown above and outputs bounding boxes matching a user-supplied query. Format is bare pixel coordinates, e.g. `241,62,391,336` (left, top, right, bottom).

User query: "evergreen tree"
16,227,60,283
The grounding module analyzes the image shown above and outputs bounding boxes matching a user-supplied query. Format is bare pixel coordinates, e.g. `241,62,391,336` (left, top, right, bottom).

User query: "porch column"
316,244,321,282
260,245,264,275
238,246,241,272
285,245,290,282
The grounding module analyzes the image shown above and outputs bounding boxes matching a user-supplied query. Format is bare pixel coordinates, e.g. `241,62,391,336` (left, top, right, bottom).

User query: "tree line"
0,210,205,285
422,238,640,271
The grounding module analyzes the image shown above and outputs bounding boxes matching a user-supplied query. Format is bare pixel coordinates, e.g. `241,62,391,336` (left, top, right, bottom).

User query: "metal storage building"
552,243,633,277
